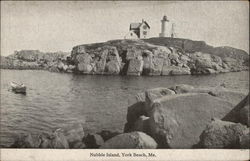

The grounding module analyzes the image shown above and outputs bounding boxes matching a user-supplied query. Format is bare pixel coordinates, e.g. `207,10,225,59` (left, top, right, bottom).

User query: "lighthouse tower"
159,15,172,37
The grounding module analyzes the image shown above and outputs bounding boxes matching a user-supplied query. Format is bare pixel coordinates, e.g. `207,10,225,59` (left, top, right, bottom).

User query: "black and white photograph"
0,1,249,160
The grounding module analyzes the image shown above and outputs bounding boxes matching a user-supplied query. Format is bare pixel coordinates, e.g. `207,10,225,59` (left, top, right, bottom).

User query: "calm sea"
0,69,249,147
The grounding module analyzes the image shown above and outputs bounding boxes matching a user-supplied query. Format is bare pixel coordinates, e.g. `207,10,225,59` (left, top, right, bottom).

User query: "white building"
159,15,176,38
125,19,150,39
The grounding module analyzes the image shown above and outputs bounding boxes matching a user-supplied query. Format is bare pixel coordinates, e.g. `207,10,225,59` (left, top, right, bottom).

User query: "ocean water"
0,69,249,147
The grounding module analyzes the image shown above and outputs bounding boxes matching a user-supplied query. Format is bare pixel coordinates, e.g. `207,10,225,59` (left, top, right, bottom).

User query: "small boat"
10,82,26,94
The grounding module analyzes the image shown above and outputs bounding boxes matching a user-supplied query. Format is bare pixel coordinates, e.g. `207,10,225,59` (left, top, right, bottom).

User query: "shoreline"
0,67,249,77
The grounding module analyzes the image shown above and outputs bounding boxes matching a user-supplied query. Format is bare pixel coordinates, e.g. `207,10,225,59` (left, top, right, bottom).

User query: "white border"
1,149,249,161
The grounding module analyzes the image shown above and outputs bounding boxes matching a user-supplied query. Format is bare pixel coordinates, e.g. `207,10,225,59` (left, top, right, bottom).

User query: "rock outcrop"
1,50,72,72
70,38,248,75
124,85,248,148
2,38,248,75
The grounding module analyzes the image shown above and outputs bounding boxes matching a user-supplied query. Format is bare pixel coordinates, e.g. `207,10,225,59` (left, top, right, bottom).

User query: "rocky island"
1,37,249,149
1,37,249,76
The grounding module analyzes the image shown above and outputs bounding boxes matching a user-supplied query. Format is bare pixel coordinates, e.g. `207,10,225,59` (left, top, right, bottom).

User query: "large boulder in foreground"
197,119,248,148
100,132,157,149
147,93,235,148
124,84,248,149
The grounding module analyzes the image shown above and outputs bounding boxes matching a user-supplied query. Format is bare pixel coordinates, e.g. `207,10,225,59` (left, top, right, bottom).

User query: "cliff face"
1,38,249,75
70,38,249,75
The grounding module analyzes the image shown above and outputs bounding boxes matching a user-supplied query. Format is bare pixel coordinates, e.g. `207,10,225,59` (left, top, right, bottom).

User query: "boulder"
169,84,195,94
62,123,85,146
83,133,104,148
39,133,53,148
50,129,69,148
11,134,41,148
239,130,250,149
170,84,246,104
145,87,175,110
124,102,146,132
239,105,249,127
131,115,150,133
70,141,86,149
209,90,247,105
97,130,121,141
146,93,235,148
197,119,248,148
128,92,145,105
223,94,249,126
100,132,157,149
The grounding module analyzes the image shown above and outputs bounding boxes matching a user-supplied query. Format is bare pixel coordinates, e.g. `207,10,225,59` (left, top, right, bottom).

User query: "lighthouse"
159,15,172,37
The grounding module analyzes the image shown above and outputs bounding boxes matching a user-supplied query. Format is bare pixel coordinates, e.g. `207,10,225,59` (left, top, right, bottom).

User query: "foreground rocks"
196,119,249,148
9,84,249,149
124,84,248,148
1,38,249,75
100,132,157,149
222,94,249,126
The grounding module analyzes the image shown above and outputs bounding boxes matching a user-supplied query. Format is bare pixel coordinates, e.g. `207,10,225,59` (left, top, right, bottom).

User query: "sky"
1,1,249,56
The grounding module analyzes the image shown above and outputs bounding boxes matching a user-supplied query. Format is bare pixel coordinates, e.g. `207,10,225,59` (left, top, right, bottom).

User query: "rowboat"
10,82,26,94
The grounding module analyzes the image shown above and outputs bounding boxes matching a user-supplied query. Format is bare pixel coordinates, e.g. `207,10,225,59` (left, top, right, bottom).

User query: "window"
130,33,133,36
143,25,147,29
143,31,147,35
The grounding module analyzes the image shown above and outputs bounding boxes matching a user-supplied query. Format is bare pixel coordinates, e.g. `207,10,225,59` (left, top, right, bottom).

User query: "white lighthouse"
159,15,172,37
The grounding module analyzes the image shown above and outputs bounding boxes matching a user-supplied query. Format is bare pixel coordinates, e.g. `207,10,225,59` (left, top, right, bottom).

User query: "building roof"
130,23,141,29
129,21,150,30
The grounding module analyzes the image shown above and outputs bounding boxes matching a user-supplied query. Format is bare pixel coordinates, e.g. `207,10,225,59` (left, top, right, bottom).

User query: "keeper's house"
124,19,150,39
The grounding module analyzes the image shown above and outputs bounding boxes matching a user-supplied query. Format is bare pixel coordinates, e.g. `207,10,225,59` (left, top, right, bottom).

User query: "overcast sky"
1,1,249,56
